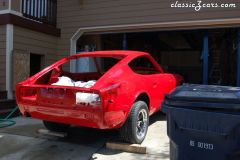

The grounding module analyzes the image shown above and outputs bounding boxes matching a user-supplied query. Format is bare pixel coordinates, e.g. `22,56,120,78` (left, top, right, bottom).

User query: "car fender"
123,90,151,121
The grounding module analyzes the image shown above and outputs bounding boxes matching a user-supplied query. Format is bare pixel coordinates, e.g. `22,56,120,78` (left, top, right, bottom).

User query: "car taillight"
76,92,102,106
19,87,37,102
101,84,120,107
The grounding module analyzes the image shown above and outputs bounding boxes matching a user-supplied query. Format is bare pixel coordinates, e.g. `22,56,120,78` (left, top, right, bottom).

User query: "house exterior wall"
11,0,21,12
0,0,20,11
13,26,58,66
57,0,240,57
0,0,8,10
0,25,6,90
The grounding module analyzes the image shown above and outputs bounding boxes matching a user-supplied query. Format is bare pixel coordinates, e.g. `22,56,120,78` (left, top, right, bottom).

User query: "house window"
21,0,57,26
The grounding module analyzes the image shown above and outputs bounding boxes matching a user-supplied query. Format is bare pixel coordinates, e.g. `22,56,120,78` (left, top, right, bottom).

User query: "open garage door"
76,28,240,86
99,31,203,84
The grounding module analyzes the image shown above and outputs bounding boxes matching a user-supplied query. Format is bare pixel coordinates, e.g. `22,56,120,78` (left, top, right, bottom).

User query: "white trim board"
6,24,14,99
0,9,23,16
8,0,11,10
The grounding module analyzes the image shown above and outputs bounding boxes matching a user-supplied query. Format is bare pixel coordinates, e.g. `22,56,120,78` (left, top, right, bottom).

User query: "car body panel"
16,50,183,129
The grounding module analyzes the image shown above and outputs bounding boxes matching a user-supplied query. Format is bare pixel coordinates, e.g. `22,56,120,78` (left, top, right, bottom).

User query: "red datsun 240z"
16,51,183,143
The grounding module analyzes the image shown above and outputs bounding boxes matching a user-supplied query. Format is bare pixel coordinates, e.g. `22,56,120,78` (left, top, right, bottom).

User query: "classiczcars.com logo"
171,0,237,11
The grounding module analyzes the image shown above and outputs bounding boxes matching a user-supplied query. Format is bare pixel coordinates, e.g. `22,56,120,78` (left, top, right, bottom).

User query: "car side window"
128,56,160,75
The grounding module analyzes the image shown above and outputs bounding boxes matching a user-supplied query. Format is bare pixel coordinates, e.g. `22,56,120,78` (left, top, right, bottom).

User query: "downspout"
202,32,209,85
6,24,14,99
237,29,240,86
70,38,77,72
122,33,128,50
8,0,11,10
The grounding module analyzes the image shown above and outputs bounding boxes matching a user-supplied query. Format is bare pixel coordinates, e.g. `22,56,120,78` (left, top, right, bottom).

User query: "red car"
16,51,183,143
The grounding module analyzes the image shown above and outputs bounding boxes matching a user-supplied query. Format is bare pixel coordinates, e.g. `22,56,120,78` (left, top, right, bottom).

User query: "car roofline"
69,50,149,59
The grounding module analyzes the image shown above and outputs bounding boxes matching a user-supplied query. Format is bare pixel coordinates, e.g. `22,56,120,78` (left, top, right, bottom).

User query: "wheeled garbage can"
162,84,240,160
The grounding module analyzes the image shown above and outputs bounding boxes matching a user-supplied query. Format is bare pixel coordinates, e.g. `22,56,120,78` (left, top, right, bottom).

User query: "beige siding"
13,26,58,67
0,0,8,10
11,0,21,12
0,0,20,11
0,25,6,91
57,0,240,57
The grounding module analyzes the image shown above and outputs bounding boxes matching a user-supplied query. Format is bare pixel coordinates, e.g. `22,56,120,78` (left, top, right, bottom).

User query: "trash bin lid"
164,84,240,111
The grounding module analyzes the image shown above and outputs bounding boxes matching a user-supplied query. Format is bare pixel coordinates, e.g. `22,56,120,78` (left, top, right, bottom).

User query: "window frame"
128,55,162,75
60,56,124,74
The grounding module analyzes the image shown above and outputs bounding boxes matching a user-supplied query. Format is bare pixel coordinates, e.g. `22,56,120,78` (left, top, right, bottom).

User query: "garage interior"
76,28,240,86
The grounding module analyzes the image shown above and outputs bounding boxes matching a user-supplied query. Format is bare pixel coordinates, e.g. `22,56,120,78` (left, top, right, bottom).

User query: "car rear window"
128,56,160,75
62,56,123,73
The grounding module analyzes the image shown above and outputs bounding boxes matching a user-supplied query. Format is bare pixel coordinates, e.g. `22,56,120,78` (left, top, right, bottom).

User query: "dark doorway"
30,54,44,76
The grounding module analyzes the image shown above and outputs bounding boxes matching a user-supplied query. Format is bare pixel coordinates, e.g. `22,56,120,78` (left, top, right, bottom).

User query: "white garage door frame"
70,18,240,71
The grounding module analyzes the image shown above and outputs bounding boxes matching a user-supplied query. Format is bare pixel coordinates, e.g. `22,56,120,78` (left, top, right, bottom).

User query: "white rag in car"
52,76,74,86
52,76,96,88
74,80,96,88
51,76,98,105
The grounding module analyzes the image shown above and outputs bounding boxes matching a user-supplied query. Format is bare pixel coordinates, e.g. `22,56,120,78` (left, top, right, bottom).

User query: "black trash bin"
162,84,240,160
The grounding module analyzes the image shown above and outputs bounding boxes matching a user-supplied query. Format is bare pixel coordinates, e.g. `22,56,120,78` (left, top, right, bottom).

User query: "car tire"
43,120,70,132
119,101,149,144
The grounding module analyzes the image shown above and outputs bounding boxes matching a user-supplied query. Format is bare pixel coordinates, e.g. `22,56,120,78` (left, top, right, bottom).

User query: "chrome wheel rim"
136,109,148,140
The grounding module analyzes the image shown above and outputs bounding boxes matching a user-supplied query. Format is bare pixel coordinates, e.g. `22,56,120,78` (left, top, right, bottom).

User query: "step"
0,99,19,118
211,70,221,73
0,108,19,118
210,76,221,79
0,91,7,100
0,99,16,110
0,108,14,115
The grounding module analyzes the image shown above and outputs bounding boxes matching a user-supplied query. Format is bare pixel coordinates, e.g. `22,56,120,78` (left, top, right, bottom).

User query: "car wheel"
120,101,149,144
43,120,70,132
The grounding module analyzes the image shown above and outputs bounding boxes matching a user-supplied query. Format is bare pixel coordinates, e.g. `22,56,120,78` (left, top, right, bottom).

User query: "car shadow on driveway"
149,111,166,125
63,126,117,147
64,111,166,145
91,112,169,160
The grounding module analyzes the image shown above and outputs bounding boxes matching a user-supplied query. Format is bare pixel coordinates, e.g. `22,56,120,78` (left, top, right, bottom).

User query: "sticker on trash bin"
189,140,214,150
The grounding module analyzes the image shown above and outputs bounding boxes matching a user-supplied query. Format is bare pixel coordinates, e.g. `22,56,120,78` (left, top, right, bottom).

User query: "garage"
74,28,240,86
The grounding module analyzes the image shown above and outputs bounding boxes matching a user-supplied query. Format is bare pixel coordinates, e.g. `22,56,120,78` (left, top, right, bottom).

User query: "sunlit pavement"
0,113,169,160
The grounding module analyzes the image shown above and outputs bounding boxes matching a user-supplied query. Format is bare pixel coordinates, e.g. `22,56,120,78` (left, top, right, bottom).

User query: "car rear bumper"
18,104,125,129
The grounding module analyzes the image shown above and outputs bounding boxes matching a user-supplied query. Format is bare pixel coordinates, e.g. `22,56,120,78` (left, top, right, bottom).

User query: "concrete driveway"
0,113,169,160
